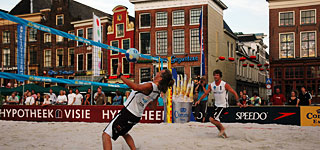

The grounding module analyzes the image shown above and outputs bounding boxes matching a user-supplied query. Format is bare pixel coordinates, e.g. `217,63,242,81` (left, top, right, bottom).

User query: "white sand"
0,121,319,150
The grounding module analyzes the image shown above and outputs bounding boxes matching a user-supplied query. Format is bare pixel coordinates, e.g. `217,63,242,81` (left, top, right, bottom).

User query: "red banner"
0,105,164,123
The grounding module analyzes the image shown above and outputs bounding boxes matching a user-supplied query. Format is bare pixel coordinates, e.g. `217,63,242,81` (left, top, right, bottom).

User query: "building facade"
268,0,320,103
129,0,238,104
106,5,135,83
236,33,269,100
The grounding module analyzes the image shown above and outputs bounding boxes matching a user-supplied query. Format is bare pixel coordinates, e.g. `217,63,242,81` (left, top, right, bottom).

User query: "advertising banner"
300,106,320,126
93,14,102,76
0,106,164,123
17,24,26,77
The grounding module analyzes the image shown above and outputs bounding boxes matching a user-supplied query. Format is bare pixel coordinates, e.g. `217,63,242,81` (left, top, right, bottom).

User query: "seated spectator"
7,92,19,105
42,94,51,106
239,94,250,107
35,93,44,105
56,90,67,105
112,91,122,105
288,91,299,107
25,92,35,105
84,93,91,105
250,93,261,106
94,88,106,105
67,89,76,105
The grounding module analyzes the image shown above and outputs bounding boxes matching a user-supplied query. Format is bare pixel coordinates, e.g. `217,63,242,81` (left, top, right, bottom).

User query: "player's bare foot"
218,129,227,138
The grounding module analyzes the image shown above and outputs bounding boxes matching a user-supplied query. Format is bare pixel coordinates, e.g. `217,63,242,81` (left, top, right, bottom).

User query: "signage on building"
0,67,18,71
266,78,272,84
267,89,272,96
0,105,164,123
171,56,198,64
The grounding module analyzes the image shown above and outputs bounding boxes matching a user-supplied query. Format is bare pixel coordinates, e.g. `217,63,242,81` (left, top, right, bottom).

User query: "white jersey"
124,82,160,117
211,80,229,108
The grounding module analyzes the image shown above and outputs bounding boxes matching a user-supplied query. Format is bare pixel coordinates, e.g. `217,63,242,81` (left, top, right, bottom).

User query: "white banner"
93,13,102,76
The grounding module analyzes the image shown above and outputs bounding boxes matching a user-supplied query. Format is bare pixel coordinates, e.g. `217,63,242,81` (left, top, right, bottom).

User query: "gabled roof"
237,34,258,42
0,9,8,13
69,0,111,20
223,20,237,39
9,0,51,15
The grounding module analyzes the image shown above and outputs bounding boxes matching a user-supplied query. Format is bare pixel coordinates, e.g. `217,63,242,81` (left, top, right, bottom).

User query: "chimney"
30,0,33,13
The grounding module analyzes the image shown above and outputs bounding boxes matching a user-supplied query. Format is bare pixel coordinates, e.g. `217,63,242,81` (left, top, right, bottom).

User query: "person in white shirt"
42,95,51,106
7,92,19,105
56,90,67,105
25,92,35,105
68,89,76,105
71,89,83,105
48,89,57,104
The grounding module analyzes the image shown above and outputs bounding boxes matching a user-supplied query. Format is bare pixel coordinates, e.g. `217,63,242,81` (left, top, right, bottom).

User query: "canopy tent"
0,84,44,96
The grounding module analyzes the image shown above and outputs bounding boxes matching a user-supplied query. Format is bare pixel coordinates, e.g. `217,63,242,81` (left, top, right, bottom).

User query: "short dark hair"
213,69,222,77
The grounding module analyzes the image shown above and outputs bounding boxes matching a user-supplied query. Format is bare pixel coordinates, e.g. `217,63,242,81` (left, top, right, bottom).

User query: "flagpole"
91,12,94,105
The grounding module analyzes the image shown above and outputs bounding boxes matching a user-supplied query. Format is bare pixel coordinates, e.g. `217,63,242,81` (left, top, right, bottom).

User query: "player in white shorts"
102,63,174,150
197,69,240,138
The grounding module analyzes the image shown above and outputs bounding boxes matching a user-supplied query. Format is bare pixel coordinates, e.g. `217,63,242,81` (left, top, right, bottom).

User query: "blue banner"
0,72,129,89
17,24,26,77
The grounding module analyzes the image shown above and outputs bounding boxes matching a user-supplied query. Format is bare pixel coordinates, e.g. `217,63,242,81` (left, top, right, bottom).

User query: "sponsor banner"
17,24,26,76
172,101,192,123
300,106,320,126
0,105,164,123
93,14,102,76
192,106,300,126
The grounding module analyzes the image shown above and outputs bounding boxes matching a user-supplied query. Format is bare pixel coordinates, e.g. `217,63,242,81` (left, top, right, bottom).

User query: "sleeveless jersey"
211,80,229,108
124,82,160,117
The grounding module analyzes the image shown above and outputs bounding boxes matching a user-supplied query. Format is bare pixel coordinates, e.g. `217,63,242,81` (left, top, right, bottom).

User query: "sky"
1,0,269,51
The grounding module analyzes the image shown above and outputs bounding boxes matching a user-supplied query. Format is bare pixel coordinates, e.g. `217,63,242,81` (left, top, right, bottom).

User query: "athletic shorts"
103,107,141,141
195,101,207,119
210,105,227,122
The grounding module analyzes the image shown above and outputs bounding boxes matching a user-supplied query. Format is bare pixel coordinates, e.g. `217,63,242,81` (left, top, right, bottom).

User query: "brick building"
106,5,135,83
0,0,109,87
129,0,238,104
268,0,320,103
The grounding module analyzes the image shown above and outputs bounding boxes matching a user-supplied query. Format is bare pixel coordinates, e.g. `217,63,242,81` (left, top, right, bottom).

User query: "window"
140,68,151,83
173,10,184,25
68,31,74,41
77,54,84,71
29,46,37,65
301,31,316,57
274,68,282,79
2,48,10,66
307,66,316,78
116,24,124,37
77,29,84,46
122,58,130,75
56,14,64,25
279,12,294,26
301,10,316,25
140,32,151,54
156,31,167,55
111,59,118,75
44,50,51,67
56,49,64,67
227,42,230,57
285,67,294,78
294,67,303,78
173,30,185,54
279,33,294,58
156,12,167,27
29,28,37,42
68,48,74,66
190,29,200,53
44,33,51,43
111,41,119,55
87,53,92,70
174,67,184,74
140,13,151,28
56,35,63,43
122,39,130,50
87,28,93,40
191,66,200,79
231,43,234,57
190,9,201,24
2,31,10,44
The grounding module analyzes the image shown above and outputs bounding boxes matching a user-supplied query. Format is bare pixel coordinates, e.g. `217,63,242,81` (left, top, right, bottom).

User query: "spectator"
70,89,83,105
42,94,51,106
16,92,21,104
35,93,44,105
112,91,122,105
270,88,286,105
243,90,249,98
67,89,76,105
56,90,67,105
94,86,105,98
84,93,91,105
239,94,250,107
94,87,106,105
288,91,299,107
194,76,209,123
250,93,261,106
48,89,57,104
23,89,30,102
298,87,312,106
31,89,37,99
123,91,131,104
7,92,19,105
157,93,164,106
25,92,35,105
239,91,243,99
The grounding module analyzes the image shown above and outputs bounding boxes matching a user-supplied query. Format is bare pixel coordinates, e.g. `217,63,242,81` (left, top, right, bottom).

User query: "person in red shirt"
270,88,286,105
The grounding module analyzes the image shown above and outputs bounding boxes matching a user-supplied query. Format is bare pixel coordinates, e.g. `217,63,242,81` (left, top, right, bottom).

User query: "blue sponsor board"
17,24,26,77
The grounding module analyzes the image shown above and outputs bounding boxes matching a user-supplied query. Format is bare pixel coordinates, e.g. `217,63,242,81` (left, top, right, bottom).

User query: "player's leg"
201,101,207,123
123,134,136,150
209,106,227,138
194,103,201,120
102,132,112,150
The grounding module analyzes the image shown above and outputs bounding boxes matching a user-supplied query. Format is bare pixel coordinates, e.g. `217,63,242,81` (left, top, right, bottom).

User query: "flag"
93,13,102,76
17,24,26,80
199,8,205,77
